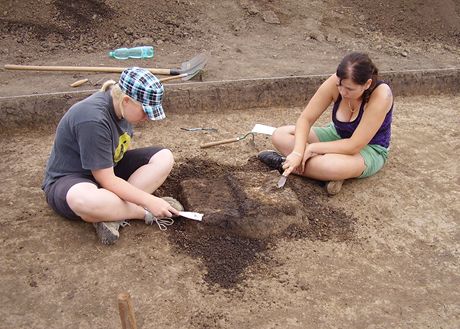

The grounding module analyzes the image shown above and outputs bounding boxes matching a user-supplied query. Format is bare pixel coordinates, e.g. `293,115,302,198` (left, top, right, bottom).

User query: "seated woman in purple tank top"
258,52,394,195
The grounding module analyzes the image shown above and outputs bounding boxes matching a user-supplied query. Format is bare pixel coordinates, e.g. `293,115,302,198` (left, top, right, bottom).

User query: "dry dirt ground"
1,95,459,328
0,1,459,328
0,0,459,96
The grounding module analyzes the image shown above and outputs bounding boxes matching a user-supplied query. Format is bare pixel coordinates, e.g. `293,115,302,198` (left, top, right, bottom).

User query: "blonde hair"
100,79,126,103
100,79,142,117
100,80,125,116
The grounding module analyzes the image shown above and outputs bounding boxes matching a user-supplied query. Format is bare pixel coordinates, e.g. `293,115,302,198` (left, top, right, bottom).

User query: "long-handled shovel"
70,73,194,91
200,124,276,148
69,72,191,88
4,53,207,81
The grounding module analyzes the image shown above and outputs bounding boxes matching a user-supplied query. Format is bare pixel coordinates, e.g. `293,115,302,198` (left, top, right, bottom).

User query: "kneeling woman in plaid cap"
42,67,183,245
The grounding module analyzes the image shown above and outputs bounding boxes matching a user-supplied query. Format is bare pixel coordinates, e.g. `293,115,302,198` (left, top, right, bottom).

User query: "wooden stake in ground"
70,78,89,87
118,292,138,329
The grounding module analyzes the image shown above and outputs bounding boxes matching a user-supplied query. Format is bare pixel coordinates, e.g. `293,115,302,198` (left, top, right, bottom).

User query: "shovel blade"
179,53,208,79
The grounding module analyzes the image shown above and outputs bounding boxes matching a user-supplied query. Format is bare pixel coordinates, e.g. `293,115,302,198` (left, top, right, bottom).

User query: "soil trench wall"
0,68,458,128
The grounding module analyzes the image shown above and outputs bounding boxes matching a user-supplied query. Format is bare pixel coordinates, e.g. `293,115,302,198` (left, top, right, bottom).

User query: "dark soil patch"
343,0,460,45
0,0,204,58
54,0,115,28
160,157,356,288
170,220,267,289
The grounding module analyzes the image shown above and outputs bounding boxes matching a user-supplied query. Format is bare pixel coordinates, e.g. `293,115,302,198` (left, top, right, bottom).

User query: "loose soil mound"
160,158,355,288
1,0,458,55
0,0,459,96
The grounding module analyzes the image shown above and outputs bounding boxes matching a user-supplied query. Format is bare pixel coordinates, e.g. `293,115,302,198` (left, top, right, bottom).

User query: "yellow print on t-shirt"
114,132,131,163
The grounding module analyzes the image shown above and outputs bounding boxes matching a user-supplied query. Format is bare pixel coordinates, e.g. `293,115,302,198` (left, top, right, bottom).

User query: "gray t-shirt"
42,90,133,190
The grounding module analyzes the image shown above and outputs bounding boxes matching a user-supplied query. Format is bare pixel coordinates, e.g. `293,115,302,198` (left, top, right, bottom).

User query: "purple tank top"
332,81,393,148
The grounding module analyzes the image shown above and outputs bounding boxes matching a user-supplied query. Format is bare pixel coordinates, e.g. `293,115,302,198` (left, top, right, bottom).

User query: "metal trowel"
277,172,288,188
179,211,203,221
200,123,276,149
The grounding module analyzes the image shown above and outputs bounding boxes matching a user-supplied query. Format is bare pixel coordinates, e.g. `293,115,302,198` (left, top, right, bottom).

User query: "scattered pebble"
262,10,280,24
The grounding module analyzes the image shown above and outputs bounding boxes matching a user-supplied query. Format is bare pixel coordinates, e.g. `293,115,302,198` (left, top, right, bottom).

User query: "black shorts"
44,147,164,220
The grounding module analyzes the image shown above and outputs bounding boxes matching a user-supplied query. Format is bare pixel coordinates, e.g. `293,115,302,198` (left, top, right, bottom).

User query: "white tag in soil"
179,211,203,221
251,124,276,135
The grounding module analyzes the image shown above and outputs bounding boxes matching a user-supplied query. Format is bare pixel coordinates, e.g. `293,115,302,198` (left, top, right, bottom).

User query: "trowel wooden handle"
200,137,240,148
4,64,171,75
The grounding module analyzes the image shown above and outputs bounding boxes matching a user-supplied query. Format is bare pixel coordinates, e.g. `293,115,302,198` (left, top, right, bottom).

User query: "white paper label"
251,124,276,135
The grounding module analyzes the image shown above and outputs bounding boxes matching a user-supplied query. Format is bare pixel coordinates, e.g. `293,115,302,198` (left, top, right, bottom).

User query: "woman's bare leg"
127,149,174,193
270,125,365,181
66,149,175,223
300,153,365,181
271,125,319,156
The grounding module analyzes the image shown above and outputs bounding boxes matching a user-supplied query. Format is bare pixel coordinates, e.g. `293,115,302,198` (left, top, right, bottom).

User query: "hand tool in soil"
199,124,276,149
200,132,256,148
179,211,204,221
277,170,289,188
4,53,208,80
181,127,218,132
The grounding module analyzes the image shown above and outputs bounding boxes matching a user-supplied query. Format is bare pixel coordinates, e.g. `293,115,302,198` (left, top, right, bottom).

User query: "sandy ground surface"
1,94,459,328
1,1,459,328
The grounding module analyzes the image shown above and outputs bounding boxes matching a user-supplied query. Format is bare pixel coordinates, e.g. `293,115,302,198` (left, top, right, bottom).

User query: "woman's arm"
293,74,337,153
283,74,337,174
92,167,178,218
308,83,393,155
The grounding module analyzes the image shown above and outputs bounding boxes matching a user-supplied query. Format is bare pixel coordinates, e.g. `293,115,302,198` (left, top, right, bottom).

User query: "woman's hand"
282,146,318,175
300,145,317,172
144,196,180,218
282,151,303,175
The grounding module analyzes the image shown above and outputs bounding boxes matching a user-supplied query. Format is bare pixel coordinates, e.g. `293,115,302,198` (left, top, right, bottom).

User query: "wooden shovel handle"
159,73,188,82
200,137,240,148
4,64,172,75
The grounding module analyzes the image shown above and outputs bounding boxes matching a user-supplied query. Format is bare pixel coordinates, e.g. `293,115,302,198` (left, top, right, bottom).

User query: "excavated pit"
160,158,356,288
180,171,306,239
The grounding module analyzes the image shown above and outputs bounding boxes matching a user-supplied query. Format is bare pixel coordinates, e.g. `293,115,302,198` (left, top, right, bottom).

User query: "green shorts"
312,123,389,178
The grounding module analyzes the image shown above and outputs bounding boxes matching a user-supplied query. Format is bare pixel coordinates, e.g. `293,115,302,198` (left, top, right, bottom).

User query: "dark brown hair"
336,52,379,103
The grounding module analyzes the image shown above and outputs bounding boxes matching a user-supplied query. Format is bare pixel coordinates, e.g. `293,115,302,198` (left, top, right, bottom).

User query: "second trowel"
200,124,276,148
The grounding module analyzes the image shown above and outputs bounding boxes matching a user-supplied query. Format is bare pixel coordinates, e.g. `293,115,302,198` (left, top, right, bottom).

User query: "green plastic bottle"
109,46,154,60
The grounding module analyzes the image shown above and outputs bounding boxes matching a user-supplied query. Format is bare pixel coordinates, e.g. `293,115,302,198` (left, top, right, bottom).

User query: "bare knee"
272,126,295,155
271,128,283,147
304,154,364,181
150,148,174,171
66,186,100,219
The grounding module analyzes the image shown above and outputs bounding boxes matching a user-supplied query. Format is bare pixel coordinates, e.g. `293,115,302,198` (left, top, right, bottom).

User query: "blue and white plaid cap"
119,67,165,120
